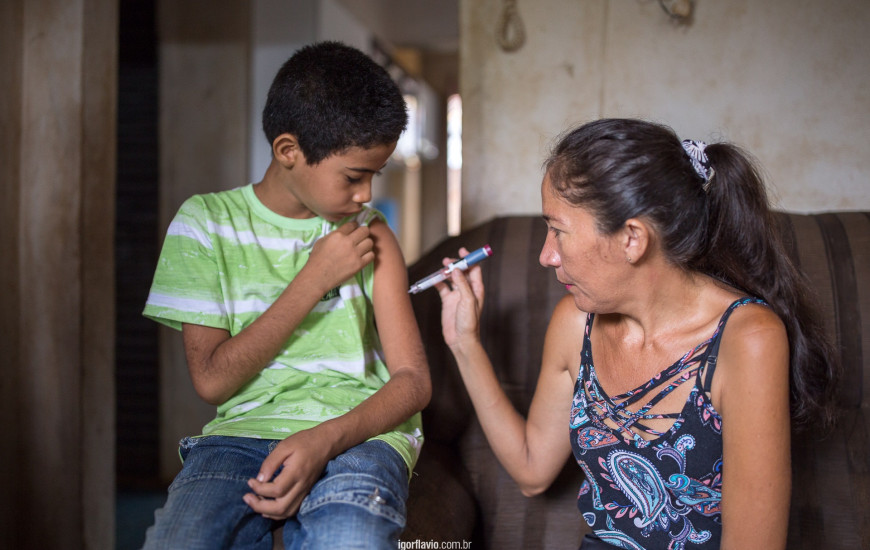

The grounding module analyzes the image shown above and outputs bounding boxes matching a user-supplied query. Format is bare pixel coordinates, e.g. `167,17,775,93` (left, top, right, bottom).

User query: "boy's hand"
242,428,333,520
304,221,375,293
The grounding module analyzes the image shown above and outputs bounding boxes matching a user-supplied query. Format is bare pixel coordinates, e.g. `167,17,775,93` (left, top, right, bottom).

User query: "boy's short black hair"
262,41,408,165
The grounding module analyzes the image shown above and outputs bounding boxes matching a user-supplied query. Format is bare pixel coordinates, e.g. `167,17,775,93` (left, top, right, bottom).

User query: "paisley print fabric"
570,298,767,549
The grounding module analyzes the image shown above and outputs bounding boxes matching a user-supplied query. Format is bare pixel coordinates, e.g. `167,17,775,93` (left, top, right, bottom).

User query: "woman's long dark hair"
544,118,838,429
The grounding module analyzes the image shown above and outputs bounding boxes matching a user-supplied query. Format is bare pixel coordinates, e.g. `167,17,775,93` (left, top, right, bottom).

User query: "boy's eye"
346,176,362,184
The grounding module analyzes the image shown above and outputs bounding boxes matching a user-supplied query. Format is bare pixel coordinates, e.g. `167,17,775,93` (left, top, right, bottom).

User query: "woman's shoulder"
716,297,789,385
543,294,589,373
721,297,785,342
550,294,589,327
701,281,781,339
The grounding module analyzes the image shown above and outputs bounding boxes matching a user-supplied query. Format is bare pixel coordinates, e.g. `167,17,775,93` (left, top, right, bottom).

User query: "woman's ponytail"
702,144,839,429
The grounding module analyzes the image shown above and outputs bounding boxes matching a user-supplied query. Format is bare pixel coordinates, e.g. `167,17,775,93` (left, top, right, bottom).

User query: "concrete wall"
460,0,870,228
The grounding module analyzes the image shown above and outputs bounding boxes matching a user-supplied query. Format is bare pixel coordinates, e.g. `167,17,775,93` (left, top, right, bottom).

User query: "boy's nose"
354,182,372,204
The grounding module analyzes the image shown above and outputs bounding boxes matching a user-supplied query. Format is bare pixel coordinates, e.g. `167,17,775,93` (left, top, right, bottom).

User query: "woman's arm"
716,304,791,549
440,259,579,495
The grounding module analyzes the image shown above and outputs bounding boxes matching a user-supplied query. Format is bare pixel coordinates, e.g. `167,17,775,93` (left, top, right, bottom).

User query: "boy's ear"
272,133,304,168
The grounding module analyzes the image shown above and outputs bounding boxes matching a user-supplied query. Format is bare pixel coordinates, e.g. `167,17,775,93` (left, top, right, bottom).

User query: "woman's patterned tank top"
570,297,767,549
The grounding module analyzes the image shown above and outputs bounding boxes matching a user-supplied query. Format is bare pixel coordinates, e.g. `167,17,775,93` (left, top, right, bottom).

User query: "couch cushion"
777,212,870,410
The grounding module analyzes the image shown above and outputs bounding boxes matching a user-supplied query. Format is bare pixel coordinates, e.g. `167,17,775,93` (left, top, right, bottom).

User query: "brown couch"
401,213,870,549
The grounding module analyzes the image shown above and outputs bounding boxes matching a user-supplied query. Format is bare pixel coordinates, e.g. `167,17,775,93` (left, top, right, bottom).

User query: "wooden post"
0,0,117,547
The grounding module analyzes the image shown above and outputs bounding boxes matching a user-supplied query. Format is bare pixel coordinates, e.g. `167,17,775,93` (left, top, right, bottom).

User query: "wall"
157,0,251,480
460,0,870,228
248,0,317,184
0,0,116,548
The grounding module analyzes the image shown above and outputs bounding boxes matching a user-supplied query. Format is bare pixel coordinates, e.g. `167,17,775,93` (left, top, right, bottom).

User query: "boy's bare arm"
182,221,375,405
243,219,431,520
318,217,432,441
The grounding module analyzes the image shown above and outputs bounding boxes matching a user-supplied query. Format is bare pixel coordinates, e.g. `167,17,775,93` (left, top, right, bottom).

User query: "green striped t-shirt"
143,184,423,471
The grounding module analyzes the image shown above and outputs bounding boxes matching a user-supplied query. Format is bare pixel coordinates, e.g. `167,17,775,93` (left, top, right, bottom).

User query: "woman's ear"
623,218,650,264
272,133,303,168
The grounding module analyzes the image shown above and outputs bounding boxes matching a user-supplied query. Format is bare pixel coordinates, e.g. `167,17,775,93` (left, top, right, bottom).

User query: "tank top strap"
700,297,769,393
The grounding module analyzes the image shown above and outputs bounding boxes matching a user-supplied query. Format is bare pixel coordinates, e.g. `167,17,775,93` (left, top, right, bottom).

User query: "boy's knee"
292,472,406,549
303,471,406,523
296,501,404,550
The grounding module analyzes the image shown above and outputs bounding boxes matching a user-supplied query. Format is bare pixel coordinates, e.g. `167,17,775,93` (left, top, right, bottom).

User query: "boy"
141,41,430,549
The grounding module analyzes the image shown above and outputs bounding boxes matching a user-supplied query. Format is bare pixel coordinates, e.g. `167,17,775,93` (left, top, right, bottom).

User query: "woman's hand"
435,247,486,353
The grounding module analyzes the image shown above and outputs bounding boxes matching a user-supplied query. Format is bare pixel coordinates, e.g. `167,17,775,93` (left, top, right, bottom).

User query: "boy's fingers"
252,450,285,484
336,221,359,234
247,476,276,497
247,477,285,499
356,231,374,250
244,490,298,518
244,466,307,518
347,225,373,250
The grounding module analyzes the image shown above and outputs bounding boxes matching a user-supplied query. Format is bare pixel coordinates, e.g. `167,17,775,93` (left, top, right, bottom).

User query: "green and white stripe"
143,184,423,469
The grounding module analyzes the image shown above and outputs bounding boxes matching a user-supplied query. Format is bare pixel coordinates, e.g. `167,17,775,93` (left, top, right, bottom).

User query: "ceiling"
335,0,459,52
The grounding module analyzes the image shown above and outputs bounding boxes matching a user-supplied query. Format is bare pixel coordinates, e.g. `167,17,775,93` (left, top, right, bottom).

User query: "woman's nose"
539,237,560,268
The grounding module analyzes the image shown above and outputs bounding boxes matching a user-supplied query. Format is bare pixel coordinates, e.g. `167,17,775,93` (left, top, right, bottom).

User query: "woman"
436,119,837,549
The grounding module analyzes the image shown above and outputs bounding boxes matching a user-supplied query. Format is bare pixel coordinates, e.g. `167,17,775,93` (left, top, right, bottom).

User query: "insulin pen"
408,245,493,294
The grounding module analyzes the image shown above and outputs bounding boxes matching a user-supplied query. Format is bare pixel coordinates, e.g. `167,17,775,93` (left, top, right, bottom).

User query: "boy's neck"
253,160,315,219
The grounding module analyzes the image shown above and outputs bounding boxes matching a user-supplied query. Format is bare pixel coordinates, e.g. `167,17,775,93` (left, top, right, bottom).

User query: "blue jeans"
141,436,409,550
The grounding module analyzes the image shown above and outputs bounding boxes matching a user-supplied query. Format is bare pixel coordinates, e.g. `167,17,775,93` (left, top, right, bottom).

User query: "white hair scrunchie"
681,139,715,190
